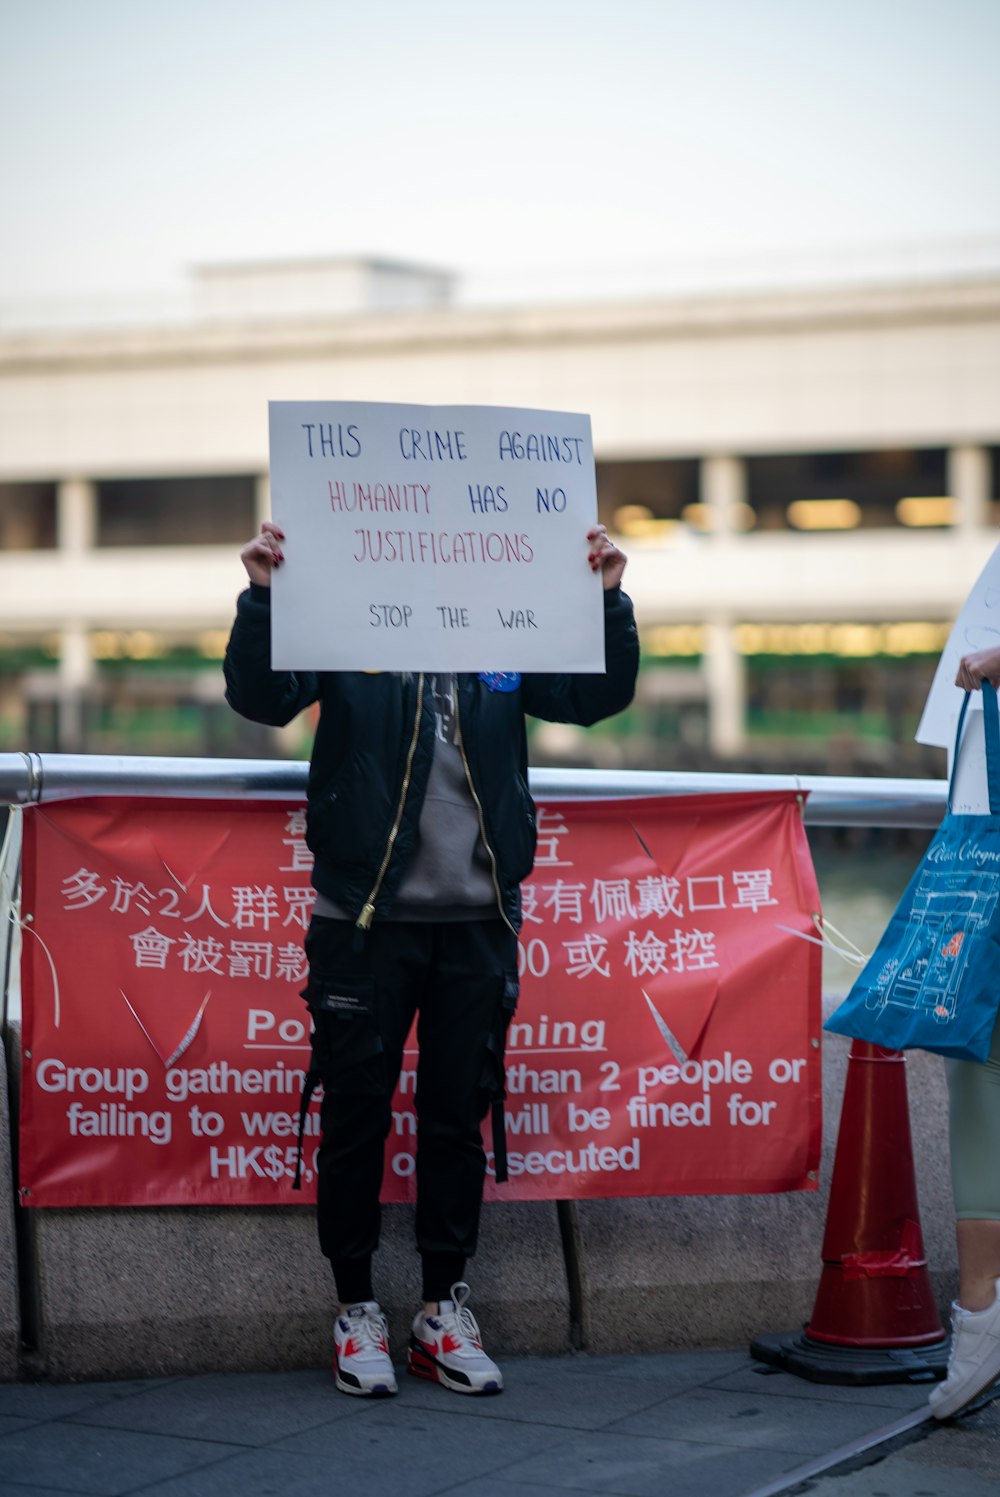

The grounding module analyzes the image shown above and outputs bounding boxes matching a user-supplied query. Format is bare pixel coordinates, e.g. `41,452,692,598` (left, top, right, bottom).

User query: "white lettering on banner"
518,937,551,978
66,1102,171,1144
627,1095,712,1128
485,1138,641,1178
282,888,316,929
533,808,572,867
129,937,308,981
246,1010,309,1045
61,873,238,925
506,1062,582,1094
35,1058,149,1099
504,1102,550,1134
110,879,156,915
628,1052,805,1133
229,942,272,979
506,1014,606,1051
209,1143,317,1183
231,886,280,929
636,875,685,918
728,1095,778,1126
524,870,785,925
164,1062,305,1104
732,869,778,911
590,879,637,923
687,876,726,911
671,929,719,971
563,934,610,978
769,1057,807,1083
624,930,671,977
567,1102,610,1131
179,885,227,926
60,868,107,908
637,1054,754,1092
280,839,313,871
541,881,586,923
20,792,821,1207
178,933,225,974
129,926,175,968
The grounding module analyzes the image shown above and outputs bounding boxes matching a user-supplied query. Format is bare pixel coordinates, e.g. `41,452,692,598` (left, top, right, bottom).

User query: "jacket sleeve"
520,585,639,726
223,584,322,727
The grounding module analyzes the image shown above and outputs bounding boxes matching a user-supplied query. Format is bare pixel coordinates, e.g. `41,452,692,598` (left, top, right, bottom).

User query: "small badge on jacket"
478,671,522,693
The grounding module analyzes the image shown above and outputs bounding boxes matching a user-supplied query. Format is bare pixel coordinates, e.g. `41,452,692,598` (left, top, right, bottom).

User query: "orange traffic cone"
751,1040,949,1385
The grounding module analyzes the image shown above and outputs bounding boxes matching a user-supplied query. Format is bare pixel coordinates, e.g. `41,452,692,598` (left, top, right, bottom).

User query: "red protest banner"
18,792,820,1207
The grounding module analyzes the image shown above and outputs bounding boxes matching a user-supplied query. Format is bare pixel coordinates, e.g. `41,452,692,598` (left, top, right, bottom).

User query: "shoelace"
343,1306,388,1352
438,1281,483,1348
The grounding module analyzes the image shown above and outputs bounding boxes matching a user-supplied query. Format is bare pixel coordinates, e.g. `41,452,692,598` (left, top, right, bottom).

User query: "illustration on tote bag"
825,680,1000,1062
864,870,1000,1026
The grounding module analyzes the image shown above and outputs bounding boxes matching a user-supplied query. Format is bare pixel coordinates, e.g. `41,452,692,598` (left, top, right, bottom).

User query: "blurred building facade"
1,256,998,771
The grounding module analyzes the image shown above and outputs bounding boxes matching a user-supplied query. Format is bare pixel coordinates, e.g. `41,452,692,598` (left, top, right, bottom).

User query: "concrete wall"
0,531,996,640
0,1026,958,1381
3,279,1000,477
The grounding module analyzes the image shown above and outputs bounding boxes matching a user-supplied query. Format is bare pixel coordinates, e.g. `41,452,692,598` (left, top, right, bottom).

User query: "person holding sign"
224,518,638,1398
927,643,1000,1421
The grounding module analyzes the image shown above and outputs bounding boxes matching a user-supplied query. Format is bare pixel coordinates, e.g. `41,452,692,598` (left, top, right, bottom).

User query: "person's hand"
588,525,627,591
955,646,1000,691
241,521,285,587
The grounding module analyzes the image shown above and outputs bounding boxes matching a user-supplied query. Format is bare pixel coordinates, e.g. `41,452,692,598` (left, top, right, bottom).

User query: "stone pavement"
1,1347,997,1497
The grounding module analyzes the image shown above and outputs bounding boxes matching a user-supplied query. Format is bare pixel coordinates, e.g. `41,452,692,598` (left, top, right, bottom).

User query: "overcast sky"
2,0,999,313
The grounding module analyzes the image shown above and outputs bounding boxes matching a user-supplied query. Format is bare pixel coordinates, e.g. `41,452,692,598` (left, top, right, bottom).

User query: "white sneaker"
332,1301,397,1396
929,1279,1000,1420
407,1281,503,1394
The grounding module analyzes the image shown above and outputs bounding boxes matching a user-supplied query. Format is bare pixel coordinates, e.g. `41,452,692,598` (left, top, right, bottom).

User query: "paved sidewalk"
0,1349,996,1497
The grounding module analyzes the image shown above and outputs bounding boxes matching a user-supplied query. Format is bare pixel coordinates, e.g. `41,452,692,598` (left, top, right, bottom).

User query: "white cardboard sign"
267,401,605,672
916,540,1000,747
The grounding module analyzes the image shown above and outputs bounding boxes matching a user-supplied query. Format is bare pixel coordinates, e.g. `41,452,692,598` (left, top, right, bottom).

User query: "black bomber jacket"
224,583,639,933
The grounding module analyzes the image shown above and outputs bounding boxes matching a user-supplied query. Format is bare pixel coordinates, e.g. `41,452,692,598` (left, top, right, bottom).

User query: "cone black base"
750,1329,950,1386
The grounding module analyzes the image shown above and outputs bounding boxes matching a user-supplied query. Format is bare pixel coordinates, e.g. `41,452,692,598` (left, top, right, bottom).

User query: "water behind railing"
809,828,933,1013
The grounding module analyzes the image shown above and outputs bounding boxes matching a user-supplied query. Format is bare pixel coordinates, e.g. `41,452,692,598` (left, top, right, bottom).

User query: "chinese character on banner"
19,792,821,1208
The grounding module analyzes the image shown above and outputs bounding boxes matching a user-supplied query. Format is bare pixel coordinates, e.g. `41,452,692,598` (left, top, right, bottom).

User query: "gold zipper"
455,684,518,937
355,672,425,933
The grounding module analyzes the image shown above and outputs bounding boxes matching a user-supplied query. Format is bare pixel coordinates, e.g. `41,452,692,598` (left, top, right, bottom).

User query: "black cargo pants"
302,914,519,1275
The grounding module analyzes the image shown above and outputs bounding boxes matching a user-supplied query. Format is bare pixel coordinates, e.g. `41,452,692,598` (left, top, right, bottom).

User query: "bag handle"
950,679,1000,814
984,680,1000,813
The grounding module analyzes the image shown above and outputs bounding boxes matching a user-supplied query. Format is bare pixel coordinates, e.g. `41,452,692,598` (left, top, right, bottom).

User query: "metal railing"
0,751,947,828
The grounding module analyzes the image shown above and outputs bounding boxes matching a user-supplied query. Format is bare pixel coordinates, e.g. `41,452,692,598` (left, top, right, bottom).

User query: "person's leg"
930,1033,1000,1418
307,918,424,1290
407,918,517,1393
956,1220,1000,1312
948,1033,1000,1309
412,920,517,1291
305,917,425,1393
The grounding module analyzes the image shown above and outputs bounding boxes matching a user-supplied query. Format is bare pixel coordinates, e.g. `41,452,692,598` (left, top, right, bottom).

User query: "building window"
0,483,57,549
596,457,699,538
96,475,256,546
745,449,949,531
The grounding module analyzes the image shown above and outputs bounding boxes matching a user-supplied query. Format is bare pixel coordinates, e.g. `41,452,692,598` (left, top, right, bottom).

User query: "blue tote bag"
825,681,1000,1063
